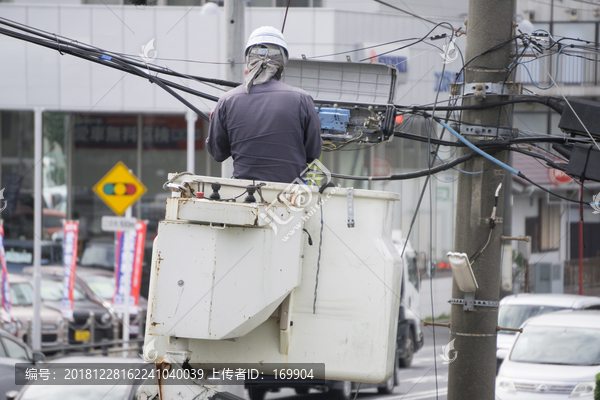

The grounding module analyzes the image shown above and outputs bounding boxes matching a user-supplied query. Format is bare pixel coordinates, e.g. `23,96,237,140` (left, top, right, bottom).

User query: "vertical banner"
113,221,147,314
0,222,11,321
61,221,79,321
130,221,147,309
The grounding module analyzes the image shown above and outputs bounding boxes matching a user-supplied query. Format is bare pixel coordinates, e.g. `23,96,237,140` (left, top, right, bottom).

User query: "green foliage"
424,312,450,323
595,372,600,400
513,250,527,272
43,112,67,147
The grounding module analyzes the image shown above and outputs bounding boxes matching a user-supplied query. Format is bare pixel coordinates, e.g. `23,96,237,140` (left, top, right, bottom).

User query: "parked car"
76,267,148,338
0,328,45,396
80,238,114,270
25,265,148,339
80,238,154,298
5,356,150,400
0,309,18,338
4,240,63,272
496,310,600,398
496,294,600,370
20,269,115,345
7,273,66,351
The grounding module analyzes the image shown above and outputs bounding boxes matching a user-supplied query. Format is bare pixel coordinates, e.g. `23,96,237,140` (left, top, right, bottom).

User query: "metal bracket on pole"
460,125,515,138
449,293,499,312
450,82,523,96
500,235,530,242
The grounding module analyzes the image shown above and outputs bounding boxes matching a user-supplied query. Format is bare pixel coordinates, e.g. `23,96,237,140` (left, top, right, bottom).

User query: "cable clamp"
450,82,523,96
460,125,515,138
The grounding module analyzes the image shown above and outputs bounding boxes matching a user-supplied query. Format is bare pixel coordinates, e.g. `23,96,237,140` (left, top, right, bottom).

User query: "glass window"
539,200,560,251
1,111,35,241
277,0,309,6
9,282,34,306
0,339,7,357
82,275,115,300
80,242,115,269
510,326,600,366
40,279,86,302
407,257,419,291
71,113,138,242
498,304,564,334
3,337,29,360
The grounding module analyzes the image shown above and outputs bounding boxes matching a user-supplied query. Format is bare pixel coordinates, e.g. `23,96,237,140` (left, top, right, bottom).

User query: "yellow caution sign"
92,162,147,216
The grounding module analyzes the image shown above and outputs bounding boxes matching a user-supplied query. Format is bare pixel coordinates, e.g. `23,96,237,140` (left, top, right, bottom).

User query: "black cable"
109,57,211,121
0,17,241,88
516,172,587,204
394,128,595,148
359,22,455,62
312,194,324,314
402,96,565,114
326,151,480,181
0,25,221,107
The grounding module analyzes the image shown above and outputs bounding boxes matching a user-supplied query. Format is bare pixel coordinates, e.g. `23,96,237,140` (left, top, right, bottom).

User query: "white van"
497,293,600,371
391,230,424,367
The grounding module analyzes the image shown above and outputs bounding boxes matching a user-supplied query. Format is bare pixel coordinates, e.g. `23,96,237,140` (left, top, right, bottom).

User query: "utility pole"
447,1,515,399
222,0,245,179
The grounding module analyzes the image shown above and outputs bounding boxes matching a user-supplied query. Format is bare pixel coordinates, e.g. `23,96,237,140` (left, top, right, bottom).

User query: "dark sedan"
21,269,115,345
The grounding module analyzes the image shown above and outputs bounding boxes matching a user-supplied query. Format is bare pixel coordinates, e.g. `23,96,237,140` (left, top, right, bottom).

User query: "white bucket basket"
145,174,402,383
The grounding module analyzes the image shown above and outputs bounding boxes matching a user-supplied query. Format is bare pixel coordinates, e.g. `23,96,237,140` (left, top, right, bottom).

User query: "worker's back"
207,79,322,183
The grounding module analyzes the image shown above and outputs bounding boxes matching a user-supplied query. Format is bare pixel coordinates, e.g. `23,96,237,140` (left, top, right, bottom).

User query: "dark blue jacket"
206,79,322,183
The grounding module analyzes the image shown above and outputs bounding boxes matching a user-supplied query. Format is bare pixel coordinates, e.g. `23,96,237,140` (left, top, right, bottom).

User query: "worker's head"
244,26,289,93
245,26,289,68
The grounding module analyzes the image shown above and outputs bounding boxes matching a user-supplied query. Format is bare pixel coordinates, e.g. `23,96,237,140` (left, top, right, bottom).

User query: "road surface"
249,325,451,400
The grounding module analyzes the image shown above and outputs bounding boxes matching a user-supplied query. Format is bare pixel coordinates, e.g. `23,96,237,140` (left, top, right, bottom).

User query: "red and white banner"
113,221,147,314
61,221,79,321
0,223,11,321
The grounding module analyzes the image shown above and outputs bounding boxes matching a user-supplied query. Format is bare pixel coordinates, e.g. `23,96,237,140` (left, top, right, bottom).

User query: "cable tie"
53,34,64,55
100,54,112,61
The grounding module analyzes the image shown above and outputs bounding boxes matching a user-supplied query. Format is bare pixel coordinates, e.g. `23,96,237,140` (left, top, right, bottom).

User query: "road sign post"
92,161,147,216
93,162,146,357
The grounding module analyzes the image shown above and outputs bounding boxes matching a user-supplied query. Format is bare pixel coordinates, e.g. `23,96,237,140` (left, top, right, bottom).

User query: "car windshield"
40,279,86,301
82,275,115,300
10,282,34,306
497,304,565,334
20,384,129,399
510,325,600,366
81,245,115,268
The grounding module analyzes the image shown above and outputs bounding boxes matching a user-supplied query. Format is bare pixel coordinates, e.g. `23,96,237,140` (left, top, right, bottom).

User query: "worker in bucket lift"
206,26,323,184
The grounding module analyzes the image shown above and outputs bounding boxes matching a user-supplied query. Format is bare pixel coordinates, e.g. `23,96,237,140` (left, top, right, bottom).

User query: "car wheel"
294,387,310,395
377,371,396,394
332,381,352,400
399,330,415,368
248,388,268,400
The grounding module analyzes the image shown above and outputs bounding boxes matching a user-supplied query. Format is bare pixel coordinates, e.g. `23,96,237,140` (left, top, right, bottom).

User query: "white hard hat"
245,26,289,59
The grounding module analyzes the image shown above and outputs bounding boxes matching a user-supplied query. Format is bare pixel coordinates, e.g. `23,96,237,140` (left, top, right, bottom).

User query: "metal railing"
516,49,600,86
24,310,146,358
564,258,600,294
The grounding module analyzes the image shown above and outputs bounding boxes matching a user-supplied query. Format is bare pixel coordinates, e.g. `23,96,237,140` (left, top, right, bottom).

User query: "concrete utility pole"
222,0,245,179
447,1,515,399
